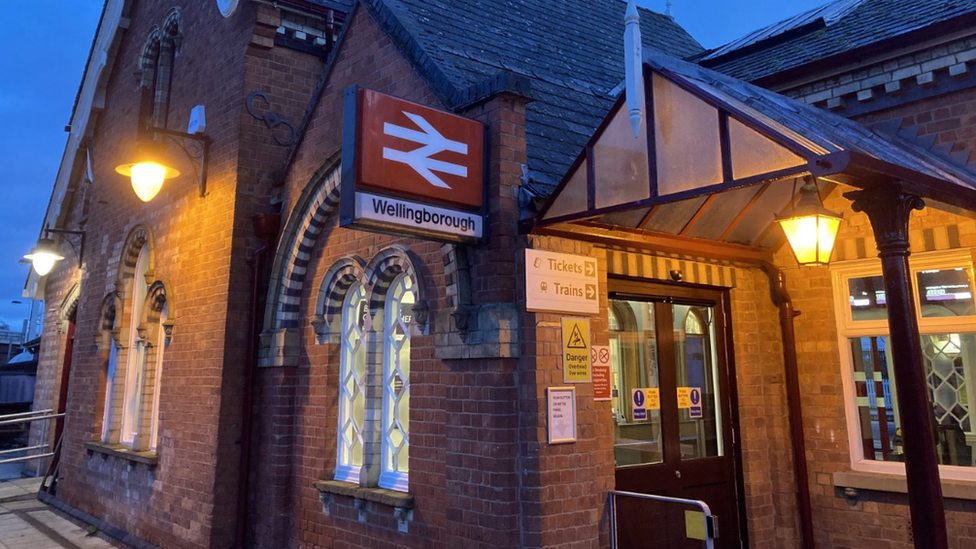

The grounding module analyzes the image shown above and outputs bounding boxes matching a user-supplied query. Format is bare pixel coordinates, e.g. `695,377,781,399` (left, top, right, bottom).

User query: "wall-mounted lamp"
23,228,86,276
775,176,842,267
115,124,211,202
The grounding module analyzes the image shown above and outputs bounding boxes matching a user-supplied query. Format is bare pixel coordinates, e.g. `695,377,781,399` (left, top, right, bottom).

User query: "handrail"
0,409,54,420
0,410,64,468
0,413,64,427
608,490,717,549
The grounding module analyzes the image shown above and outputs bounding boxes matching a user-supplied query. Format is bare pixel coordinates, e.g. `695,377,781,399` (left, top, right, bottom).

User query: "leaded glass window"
379,275,414,491
335,283,367,482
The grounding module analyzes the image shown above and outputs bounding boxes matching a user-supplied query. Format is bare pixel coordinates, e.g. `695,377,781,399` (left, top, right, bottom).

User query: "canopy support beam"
847,186,949,549
532,222,773,264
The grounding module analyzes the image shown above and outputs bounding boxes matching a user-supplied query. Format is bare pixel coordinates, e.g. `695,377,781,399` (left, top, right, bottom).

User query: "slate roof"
307,0,357,11
364,0,703,193
701,0,976,83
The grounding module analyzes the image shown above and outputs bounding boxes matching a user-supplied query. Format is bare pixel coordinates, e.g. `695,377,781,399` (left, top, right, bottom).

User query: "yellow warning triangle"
567,324,587,349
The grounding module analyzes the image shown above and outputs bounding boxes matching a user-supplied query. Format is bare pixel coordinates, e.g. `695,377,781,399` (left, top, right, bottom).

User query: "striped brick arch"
96,292,121,351
136,27,162,88
261,155,342,367
117,224,154,287
57,283,82,334
365,246,426,314
312,256,367,343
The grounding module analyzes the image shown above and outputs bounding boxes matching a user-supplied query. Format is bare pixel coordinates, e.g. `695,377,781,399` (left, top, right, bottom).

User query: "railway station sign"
340,86,485,243
526,250,599,314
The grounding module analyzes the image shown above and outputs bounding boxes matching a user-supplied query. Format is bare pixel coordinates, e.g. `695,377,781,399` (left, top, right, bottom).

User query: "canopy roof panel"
532,48,976,252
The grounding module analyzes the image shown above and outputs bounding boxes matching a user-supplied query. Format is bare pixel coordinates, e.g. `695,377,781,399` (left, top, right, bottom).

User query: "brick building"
21,1,976,549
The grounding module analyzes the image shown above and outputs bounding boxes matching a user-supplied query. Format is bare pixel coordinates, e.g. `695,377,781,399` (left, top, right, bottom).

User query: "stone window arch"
136,8,182,133
317,247,427,492
95,292,121,443
108,224,170,452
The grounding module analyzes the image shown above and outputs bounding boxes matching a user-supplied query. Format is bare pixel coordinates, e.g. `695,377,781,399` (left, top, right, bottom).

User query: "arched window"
137,10,182,134
335,283,367,482
149,302,168,451
109,228,170,453
379,275,415,491
98,294,120,443
121,246,150,446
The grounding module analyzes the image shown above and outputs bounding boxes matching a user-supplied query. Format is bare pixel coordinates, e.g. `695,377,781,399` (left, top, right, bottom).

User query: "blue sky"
0,0,828,330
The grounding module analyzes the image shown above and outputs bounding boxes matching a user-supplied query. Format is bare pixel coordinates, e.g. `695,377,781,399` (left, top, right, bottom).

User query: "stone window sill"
313,479,414,509
833,470,976,501
84,441,158,467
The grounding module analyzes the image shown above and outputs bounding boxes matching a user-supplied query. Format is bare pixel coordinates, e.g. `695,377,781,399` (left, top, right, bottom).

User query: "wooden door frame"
608,276,749,548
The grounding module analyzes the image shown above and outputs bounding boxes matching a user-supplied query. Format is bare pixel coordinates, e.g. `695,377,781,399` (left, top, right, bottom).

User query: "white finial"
624,0,644,138
667,0,674,18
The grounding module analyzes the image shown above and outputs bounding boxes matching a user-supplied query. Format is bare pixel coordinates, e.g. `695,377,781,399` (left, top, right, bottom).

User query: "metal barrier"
0,409,64,472
608,490,718,549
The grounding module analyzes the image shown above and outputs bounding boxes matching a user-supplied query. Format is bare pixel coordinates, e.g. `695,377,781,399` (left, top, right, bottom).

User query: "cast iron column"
846,187,948,549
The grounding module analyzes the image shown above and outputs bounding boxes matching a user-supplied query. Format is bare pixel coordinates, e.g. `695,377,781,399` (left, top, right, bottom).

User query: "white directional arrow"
383,111,468,189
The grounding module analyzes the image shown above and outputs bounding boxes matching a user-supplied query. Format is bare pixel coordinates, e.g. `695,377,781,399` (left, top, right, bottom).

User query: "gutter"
760,261,816,549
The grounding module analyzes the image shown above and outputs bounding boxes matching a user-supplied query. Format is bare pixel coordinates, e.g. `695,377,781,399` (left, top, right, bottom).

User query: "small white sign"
525,250,599,315
354,192,483,240
188,105,206,134
547,387,577,444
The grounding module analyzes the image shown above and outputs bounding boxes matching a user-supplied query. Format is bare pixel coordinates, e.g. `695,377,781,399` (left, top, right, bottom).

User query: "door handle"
674,470,682,479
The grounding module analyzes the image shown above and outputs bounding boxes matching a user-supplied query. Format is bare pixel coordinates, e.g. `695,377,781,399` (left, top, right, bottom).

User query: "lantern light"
776,176,843,267
23,238,64,276
115,142,181,202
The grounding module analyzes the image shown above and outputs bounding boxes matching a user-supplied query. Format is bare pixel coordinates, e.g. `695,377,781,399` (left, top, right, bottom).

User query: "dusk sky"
0,0,826,331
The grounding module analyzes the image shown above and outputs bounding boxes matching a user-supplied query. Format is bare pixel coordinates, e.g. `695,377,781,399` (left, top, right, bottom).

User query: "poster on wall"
547,386,577,444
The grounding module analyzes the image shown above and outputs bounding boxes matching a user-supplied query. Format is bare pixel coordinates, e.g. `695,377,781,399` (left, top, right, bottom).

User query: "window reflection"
609,300,662,467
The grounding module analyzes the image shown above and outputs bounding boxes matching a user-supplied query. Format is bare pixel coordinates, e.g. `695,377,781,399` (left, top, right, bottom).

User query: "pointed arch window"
335,283,367,482
98,295,119,443
149,302,168,451
121,246,150,446
379,275,415,491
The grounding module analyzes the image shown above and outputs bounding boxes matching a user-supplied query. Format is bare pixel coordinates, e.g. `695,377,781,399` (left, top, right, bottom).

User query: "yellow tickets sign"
562,318,590,382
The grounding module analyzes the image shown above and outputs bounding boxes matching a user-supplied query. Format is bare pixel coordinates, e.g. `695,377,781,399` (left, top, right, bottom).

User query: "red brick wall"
38,1,266,548
729,267,801,549
250,6,527,549
774,189,976,549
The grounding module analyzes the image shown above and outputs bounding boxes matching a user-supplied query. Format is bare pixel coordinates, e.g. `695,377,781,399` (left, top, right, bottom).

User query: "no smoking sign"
591,345,612,401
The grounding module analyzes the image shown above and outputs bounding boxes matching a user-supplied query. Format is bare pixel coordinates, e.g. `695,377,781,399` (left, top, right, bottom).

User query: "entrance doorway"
609,280,743,549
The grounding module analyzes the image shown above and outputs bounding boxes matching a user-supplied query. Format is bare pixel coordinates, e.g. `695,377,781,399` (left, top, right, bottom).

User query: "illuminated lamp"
23,228,86,276
775,176,843,267
115,141,181,202
23,237,64,276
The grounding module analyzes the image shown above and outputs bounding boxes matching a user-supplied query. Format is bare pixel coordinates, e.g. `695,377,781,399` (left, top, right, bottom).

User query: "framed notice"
547,386,577,444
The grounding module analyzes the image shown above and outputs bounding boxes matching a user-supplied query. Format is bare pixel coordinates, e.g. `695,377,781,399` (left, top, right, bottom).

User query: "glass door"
610,282,742,549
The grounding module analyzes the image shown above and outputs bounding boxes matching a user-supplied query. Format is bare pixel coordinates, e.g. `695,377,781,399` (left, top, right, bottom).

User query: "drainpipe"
761,262,816,549
235,213,281,549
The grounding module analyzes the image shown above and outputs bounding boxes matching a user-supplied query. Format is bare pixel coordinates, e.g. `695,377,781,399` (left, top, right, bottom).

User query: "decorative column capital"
845,186,924,256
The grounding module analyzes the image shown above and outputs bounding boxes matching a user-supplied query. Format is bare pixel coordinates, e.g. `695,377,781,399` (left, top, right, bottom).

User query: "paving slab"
0,478,116,549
